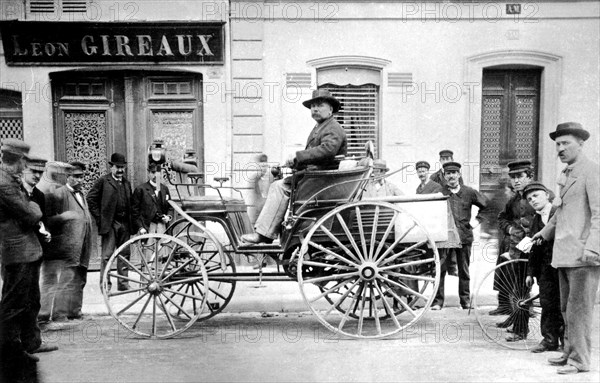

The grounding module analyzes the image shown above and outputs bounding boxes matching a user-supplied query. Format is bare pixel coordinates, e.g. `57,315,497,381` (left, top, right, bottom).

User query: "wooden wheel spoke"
368,206,380,261
116,291,150,316
356,283,367,335
164,287,204,301
132,294,153,330
374,281,401,328
117,255,151,282
108,286,147,297
377,275,427,301
323,279,360,315
384,271,435,282
336,213,366,262
379,257,435,271
355,207,369,260
107,272,143,285
302,260,355,272
307,240,359,268
378,240,427,267
161,291,194,320
373,211,399,261
207,285,228,301
161,276,206,287
303,271,359,285
157,294,177,332
380,281,417,318
160,258,194,282
374,222,418,264
132,242,153,277
337,284,362,332
312,280,354,303
157,242,180,279
369,283,382,335
151,296,157,336
316,224,362,265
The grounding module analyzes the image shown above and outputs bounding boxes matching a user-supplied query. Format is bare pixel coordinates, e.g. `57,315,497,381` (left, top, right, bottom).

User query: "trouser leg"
560,266,600,371
538,264,563,347
52,265,76,321
254,179,291,240
69,266,87,318
100,228,117,287
456,245,471,307
433,248,449,307
38,260,60,321
114,222,131,289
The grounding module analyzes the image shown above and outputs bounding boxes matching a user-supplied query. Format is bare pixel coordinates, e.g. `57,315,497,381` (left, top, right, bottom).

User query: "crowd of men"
1,87,598,379
0,142,171,382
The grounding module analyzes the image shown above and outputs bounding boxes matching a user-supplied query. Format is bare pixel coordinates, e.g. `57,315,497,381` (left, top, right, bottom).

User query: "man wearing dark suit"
0,139,49,379
429,149,464,188
533,123,599,375
416,160,442,194
87,153,133,291
132,162,172,235
45,162,94,320
241,89,347,244
523,182,564,354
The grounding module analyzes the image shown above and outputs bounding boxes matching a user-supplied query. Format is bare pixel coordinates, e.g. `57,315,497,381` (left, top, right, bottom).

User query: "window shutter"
320,84,379,158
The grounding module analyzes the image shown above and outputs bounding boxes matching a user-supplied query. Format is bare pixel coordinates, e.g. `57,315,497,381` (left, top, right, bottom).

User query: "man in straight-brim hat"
0,139,52,379
432,161,488,311
416,160,442,194
241,89,347,244
87,152,134,291
532,122,599,374
363,159,403,198
429,149,464,188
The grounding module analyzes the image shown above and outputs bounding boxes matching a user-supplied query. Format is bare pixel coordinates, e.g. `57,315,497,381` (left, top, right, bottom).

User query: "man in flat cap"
87,153,134,291
415,160,442,194
532,122,599,374
241,89,347,244
432,161,488,311
132,162,173,236
522,182,564,353
429,149,464,188
363,159,403,198
43,161,93,322
21,155,52,247
0,139,50,378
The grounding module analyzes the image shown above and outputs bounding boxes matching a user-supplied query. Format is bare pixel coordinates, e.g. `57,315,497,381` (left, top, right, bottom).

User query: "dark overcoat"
86,174,133,235
46,185,94,267
295,116,347,170
0,166,43,265
131,181,172,233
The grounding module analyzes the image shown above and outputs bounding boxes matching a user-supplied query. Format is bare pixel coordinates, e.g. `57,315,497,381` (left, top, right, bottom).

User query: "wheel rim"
102,233,209,339
166,219,236,320
474,258,543,350
298,201,440,339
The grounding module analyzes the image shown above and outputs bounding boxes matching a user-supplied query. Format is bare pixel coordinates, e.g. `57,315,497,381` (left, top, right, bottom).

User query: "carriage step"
237,243,281,252
208,302,221,311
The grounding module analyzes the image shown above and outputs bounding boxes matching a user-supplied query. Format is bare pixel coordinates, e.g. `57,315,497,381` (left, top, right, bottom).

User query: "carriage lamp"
148,139,167,166
183,148,198,167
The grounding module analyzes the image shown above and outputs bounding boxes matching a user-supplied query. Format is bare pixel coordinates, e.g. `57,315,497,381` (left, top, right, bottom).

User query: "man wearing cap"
415,161,442,194
523,182,564,353
42,161,93,322
132,162,172,235
429,150,464,188
363,159,403,198
87,153,134,291
432,161,488,310
531,122,599,375
0,139,47,374
241,89,347,244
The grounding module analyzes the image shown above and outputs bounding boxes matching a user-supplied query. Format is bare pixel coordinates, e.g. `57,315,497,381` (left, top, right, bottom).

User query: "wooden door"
479,69,541,230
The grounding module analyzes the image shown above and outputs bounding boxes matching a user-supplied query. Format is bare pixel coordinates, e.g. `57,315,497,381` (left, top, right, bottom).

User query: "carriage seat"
180,195,247,213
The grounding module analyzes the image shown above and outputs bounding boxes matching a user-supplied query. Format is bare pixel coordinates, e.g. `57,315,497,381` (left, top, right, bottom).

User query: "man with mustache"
87,153,133,291
241,89,347,244
532,122,599,374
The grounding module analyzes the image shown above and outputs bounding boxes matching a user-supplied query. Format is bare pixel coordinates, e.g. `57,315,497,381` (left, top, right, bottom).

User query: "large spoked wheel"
102,234,209,339
298,201,440,339
473,258,543,350
165,219,236,320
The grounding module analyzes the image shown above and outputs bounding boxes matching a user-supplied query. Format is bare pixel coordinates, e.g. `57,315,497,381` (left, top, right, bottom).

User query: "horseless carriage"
101,144,544,347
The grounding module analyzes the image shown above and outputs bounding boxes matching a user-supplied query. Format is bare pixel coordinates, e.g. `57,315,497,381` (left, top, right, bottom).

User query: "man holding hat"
87,152,134,291
532,122,599,374
241,89,347,244
432,161,488,310
0,139,47,374
132,162,173,235
42,161,93,321
415,160,442,194
429,149,464,188
363,159,403,198
522,181,564,353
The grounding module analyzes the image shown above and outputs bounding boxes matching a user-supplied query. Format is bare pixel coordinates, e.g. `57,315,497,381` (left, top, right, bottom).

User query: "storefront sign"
0,21,224,65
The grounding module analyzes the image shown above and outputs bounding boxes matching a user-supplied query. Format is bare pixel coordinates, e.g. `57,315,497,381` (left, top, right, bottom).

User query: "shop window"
0,89,23,161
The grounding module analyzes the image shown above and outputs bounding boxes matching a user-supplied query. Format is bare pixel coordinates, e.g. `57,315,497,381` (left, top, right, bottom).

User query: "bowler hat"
523,181,549,197
416,160,430,170
507,160,532,175
439,150,454,158
69,161,86,175
27,156,47,172
109,152,127,166
1,138,30,158
549,122,590,141
442,161,461,172
302,89,341,113
373,159,389,172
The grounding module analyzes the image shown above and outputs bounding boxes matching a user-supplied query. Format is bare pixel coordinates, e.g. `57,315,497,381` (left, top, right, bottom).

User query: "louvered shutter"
320,84,379,158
